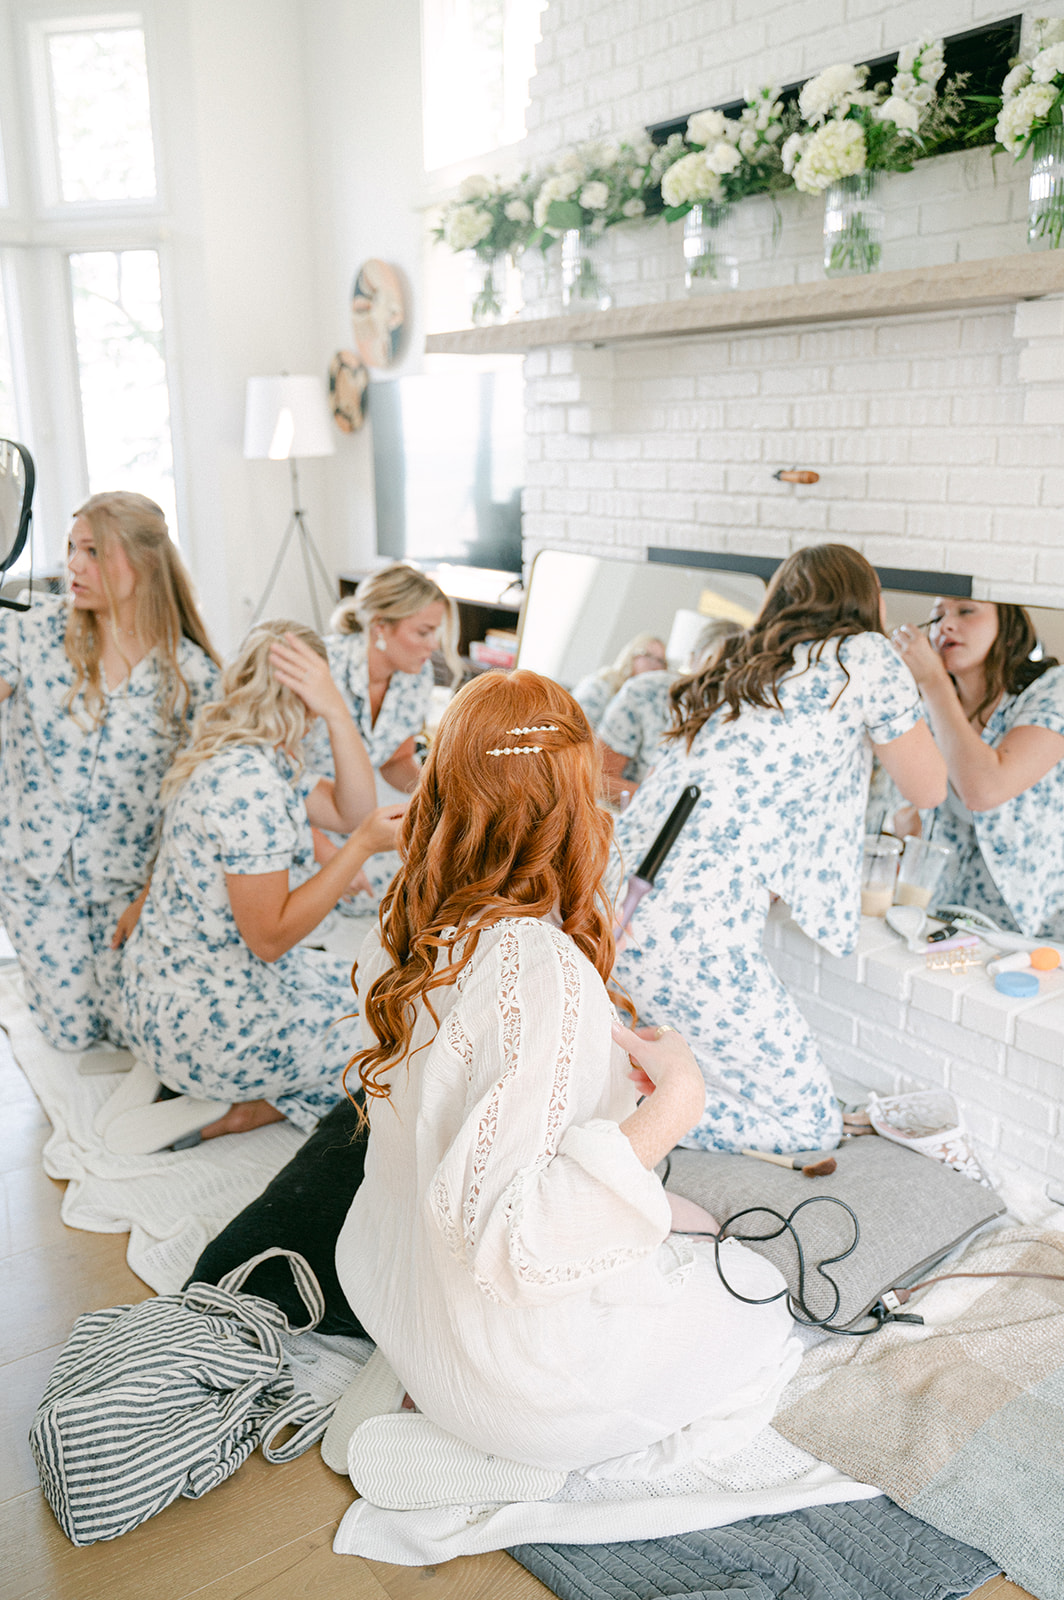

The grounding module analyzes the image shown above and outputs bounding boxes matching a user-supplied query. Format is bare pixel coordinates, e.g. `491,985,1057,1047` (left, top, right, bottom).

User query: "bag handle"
214,1247,326,1335
259,1392,338,1464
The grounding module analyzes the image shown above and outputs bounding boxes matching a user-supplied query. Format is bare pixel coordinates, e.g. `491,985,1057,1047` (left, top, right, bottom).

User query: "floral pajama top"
0,594,219,896
596,669,675,782
120,743,353,1128
931,666,1064,938
304,630,434,776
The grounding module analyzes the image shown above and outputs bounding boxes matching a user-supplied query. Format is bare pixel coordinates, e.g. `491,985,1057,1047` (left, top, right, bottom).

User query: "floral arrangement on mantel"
431,23,1063,320
656,89,791,216
529,135,655,238
782,38,966,274
995,18,1064,250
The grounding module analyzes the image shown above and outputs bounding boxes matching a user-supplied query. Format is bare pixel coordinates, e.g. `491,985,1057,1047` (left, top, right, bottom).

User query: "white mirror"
0,439,34,582
516,550,767,686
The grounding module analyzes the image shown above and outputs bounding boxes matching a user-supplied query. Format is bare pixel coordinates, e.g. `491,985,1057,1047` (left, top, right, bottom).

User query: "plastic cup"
894,837,952,910
862,834,902,917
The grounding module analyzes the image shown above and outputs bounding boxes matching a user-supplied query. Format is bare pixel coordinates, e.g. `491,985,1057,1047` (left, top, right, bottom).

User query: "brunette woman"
0,493,219,1051
892,599,1064,938
612,544,947,1155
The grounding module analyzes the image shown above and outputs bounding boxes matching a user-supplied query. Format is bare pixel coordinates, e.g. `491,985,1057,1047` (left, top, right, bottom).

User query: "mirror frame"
648,546,974,600
0,440,35,612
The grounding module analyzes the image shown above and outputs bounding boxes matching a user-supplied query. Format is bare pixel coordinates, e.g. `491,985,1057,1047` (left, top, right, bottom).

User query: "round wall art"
351,259,405,369
328,350,368,433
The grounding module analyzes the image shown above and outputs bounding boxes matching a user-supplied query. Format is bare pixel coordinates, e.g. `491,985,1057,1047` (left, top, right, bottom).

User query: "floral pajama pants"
0,856,132,1051
122,949,358,1132
613,875,842,1155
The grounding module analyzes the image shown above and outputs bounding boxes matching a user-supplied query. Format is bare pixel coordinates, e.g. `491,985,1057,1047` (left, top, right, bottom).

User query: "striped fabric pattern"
30,1249,333,1546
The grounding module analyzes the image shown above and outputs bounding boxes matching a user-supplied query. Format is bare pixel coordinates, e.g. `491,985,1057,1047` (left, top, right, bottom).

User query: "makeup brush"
740,1148,838,1178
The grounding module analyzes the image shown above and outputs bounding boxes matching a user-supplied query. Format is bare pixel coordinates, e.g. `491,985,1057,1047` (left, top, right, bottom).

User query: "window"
69,248,176,531
422,0,546,171
45,22,157,204
1,8,181,554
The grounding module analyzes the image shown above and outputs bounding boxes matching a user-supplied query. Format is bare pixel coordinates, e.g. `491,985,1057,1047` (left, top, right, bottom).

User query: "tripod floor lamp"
243,374,336,630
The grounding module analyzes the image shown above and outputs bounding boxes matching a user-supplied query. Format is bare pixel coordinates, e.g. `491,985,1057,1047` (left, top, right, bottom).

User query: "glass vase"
683,202,738,292
465,252,510,325
561,228,612,311
1028,124,1064,251
822,171,883,277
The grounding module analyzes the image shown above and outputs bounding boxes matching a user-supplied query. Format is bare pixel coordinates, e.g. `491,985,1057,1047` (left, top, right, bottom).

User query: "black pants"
185,1094,369,1335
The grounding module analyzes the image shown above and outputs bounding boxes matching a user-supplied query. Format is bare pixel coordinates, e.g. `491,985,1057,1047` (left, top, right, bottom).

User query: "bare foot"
199,1100,286,1140
667,1192,719,1235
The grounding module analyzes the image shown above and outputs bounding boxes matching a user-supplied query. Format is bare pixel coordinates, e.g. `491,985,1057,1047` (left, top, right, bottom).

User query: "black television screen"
370,368,524,575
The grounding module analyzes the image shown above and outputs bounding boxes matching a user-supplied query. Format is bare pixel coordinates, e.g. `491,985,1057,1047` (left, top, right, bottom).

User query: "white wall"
520,0,1064,606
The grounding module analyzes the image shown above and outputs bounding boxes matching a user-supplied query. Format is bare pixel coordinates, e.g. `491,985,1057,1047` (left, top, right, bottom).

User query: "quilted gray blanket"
509,1498,998,1600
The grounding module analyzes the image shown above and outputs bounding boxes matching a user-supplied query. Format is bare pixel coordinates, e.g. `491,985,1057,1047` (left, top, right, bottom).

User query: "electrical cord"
662,1151,1064,1334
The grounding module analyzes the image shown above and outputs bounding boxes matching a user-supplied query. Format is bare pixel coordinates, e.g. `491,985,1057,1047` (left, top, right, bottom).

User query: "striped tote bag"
30,1247,335,1546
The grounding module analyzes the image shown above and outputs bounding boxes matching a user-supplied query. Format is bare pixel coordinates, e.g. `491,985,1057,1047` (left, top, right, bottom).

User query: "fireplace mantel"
424,252,1064,355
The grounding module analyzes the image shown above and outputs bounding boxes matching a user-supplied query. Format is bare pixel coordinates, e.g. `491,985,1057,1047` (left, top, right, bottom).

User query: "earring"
374,633,387,652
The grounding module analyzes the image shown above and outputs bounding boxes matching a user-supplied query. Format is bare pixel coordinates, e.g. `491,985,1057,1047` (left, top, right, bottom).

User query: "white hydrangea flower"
1002,62,1033,99
791,118,867,193
649,133,683,179
799,62,867,123
704,140,742,175
457,175,492,202
504,198,531,223
628,168,646,186
444,204,493,251
781,130,805,174
876,95,921,133
628,134,654,164
533,171,581,228
622,197,646,217
557,149,585,173
995,82,1060,152
738,126,759,156
687,108,728,145
661,150,723,206
1031,42,1064,83
583,138,620,167
579,180,610,210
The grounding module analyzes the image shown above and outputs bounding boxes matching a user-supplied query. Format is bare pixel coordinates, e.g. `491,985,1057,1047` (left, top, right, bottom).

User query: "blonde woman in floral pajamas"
613,546,947,1155
0,493,219,1052
119,621,401,1142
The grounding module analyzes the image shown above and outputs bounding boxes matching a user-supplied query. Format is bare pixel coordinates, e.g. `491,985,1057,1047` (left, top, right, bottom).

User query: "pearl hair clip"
487,725,559,757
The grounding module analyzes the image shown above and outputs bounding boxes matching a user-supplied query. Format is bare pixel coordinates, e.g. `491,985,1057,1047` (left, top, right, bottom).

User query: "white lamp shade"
243,375,336,460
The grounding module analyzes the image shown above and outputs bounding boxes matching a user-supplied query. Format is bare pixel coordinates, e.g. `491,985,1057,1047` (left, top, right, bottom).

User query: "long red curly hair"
348,669,616,1104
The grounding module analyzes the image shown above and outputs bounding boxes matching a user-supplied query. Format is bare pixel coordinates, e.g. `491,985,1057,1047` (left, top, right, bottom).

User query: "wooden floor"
0,1023,1034,1600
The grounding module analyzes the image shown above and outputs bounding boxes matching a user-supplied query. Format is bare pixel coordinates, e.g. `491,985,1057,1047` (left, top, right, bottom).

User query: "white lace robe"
336,917,799,1476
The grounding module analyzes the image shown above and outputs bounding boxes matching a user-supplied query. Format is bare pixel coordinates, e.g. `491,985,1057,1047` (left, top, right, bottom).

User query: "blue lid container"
994,970,1039,998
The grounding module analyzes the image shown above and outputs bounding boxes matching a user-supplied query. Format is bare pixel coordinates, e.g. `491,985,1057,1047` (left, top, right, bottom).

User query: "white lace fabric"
336,917,799,1476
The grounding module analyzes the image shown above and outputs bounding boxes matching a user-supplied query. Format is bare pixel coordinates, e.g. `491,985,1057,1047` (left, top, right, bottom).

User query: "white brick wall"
519,0,1064,603
765,908,1064,1209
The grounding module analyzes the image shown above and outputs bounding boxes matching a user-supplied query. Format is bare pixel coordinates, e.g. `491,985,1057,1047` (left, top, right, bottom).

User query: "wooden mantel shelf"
424,251,1064,354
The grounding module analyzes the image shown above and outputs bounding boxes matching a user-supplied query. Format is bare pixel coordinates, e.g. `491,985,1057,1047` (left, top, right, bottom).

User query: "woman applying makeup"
892,599,1064,938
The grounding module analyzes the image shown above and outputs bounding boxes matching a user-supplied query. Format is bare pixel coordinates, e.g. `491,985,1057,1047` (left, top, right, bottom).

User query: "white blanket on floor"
0,971,307,1293
332,1425,882,1563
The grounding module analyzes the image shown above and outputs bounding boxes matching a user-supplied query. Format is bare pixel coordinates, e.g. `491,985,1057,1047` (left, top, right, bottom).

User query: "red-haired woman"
334,671,800,1485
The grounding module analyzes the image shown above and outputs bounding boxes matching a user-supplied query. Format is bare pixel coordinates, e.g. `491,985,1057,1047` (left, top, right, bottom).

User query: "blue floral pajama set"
926,666,1064,939
571,672,615,731
304,630,435,905
0,596,218,1051
120,744,355,1130
612,633,922,1154
596,669,675,783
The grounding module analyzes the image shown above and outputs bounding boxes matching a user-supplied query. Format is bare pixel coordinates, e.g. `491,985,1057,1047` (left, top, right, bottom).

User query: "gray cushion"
665,1137,1005,1330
